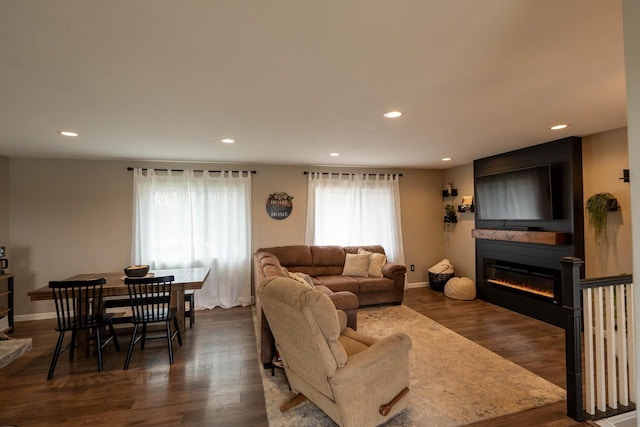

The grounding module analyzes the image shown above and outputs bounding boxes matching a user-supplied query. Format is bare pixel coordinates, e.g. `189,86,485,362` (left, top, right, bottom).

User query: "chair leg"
95,327,103,372
69,329,77,360
280,393,307,412
173,317,182,346
379,387,410,416
107,320,120,352
124,324,139,370
47,331,66,380
141,323,147,349
166,321,174,365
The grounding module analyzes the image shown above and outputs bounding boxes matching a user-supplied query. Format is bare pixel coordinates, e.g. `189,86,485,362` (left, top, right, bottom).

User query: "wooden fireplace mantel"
471,228,568,245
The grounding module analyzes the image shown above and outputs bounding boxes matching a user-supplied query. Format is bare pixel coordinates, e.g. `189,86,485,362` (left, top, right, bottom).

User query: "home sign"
266,192,293,220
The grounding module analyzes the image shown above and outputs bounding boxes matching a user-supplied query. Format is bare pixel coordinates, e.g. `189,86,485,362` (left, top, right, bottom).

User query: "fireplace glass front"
484,259,560,302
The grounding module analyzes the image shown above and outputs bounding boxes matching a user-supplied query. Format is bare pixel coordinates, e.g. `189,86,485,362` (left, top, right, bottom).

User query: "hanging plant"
585,192,616,244
444,204,458,223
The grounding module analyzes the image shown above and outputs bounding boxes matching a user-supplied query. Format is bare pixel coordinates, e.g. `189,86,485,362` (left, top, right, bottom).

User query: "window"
131,168,252,308
305,173,405,264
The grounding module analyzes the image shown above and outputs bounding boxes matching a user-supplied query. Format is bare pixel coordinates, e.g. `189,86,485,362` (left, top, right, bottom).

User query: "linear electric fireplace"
483,258,561,303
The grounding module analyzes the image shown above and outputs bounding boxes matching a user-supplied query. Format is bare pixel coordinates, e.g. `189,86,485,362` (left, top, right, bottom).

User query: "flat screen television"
475,164,553,221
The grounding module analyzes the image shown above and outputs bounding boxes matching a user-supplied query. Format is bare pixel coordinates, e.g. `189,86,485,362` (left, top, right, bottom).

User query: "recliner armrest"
337,310,347,331
331,332,412,383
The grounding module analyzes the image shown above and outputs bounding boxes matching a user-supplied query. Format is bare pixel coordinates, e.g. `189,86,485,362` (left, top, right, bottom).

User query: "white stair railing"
560,257,634,421
582,278,635,418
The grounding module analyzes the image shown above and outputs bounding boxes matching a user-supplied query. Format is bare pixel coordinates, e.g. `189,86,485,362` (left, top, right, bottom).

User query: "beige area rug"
256,304,566,426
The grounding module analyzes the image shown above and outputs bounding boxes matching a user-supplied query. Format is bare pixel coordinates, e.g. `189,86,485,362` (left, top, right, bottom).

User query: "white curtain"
305,173,405,264
132,168,252,308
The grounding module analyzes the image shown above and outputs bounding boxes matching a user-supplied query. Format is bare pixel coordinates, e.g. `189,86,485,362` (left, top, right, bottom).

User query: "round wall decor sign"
266,192,293,220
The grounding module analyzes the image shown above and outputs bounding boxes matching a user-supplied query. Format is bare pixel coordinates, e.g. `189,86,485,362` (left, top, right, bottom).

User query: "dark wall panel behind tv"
473,136,584,327
474,137,583,236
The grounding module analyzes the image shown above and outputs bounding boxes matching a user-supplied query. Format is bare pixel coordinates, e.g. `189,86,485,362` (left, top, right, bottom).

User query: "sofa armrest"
329,291,359,330
382,262,406,278
328,291,359,311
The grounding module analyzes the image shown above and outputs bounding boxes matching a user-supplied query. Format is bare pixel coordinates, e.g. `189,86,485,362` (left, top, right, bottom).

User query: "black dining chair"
48,278,121,380
123,275,182,370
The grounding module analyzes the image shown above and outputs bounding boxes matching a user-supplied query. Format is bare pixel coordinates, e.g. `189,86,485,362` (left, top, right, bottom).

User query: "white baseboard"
592,411,636,427
407,281,428,289
15,312,57,322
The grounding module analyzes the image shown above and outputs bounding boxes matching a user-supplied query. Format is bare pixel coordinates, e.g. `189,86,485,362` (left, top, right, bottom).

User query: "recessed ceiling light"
550,124,569,130
221,138,235,144
383,111,402,119
329,152,340,157
58,131,78,137
442,157,452,162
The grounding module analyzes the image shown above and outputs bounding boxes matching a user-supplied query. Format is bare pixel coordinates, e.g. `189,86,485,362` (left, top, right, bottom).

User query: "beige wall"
8,158,444,316
622,0,640,410
442,164,476,280
397,169,445,284
0,156,9,249
7,130,630,317
251,165,309,249
582,127,632,277
440,128,633,283
9,158,134,316
248,164,445,283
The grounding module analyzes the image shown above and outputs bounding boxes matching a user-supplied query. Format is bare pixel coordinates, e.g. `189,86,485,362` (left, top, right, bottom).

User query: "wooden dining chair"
123,275,182,370
48,278,121,380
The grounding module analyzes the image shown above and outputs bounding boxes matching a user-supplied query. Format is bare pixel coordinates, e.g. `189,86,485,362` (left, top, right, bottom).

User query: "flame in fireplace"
487,279,554,298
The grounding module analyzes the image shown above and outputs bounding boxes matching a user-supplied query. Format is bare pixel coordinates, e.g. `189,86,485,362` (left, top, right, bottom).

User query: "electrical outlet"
410,264,415,271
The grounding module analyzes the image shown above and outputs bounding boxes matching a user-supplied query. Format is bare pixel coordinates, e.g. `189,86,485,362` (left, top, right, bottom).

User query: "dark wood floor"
403,288,586,427
0,287,588,426
0,307,268,426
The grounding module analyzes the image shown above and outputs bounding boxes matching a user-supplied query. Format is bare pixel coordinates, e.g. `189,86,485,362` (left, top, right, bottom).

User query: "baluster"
583,287,595,415
616,284,628,406
594,287,606,412
605,286,618,409
627,284,636,403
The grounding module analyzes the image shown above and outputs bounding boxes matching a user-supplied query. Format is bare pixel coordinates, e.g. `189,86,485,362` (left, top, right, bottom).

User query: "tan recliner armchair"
258,276,412,427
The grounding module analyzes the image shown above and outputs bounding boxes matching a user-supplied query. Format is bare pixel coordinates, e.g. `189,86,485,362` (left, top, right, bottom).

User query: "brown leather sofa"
254,244,406,367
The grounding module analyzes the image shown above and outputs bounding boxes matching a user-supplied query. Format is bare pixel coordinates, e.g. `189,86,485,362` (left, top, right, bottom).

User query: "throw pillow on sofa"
342,253,370,277
292,272,315,288
284,268,315,289
357,248,387,278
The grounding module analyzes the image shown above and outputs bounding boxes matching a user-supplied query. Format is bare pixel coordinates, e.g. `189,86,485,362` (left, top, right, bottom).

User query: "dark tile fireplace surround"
473,137,584,328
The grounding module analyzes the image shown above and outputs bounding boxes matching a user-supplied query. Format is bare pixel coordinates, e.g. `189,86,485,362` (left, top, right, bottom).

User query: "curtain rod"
303,171,402,177
127,167,256,174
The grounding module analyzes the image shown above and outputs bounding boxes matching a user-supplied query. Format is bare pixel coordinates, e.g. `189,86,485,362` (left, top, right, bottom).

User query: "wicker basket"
429,272,454,292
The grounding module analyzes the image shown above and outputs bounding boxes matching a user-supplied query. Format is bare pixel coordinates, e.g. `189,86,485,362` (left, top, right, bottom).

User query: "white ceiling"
0,1,627,169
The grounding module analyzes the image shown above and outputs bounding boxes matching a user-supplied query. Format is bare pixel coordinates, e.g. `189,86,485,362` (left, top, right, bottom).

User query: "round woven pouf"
444,277,476,301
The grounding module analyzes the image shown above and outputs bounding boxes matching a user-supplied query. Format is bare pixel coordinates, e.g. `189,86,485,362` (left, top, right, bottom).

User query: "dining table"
28,267,210,332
